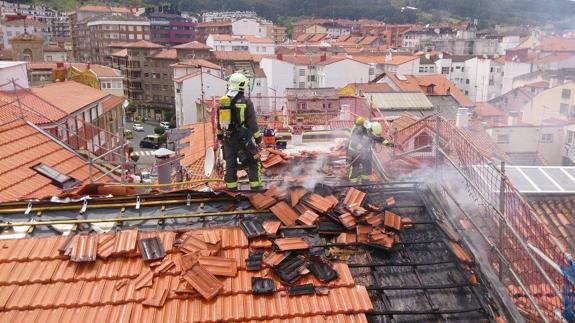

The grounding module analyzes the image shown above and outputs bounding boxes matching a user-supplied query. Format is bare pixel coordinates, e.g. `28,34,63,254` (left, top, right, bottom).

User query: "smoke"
278,153,330,192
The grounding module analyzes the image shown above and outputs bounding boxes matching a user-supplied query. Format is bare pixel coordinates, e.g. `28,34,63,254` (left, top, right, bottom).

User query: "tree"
130,153,140,173
154,126,166,136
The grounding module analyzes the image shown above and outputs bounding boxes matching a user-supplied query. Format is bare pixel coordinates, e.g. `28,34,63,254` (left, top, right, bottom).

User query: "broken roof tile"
198,256,238,277
363,212,383,226
262,220,282,235
153,256,175,275
181,263,223,300
264,184,287,200
438,220,461,242
325,195,339,208
336,232,356,244
263,252,288,268
262,154,284,168
289,187,306,207
303,193,334,214
338,213,357,230
69,234,98,262
202,231,221,245
142,286,169,307
134,266,154,290
180,235,208,254
317,219,346,234
138,237,166,261
248,193,277,210
250,238,273,249
270,201,300,226
297,210,320,226
289,283,315,296
343,188,366,207
356,225,371,242
251,277,275,295
449,241,474,265
240,220,267,239
384,211,402,231
96,235,115,259
274,237,311,251
246,251,264,272
309,261,338,282
112,229,138,255
368,229,394,249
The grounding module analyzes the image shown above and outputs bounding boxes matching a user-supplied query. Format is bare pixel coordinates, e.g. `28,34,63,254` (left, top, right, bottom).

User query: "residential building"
172,41,212,60
354,54,419,76
143,48,178,116
231,18,272,38
367,91,434,117
69,5,140,59
206,34,275,55
293,19,355,39
212,51,256,75
2,17,51,48
110,40,164,120
201,11,258,22
402,26,455,51
195,21,232,43
42,46,67,62
9,32,44,62
433,30,500,56
269,25,287,43
260,54,371,96
144,6,196,46
521,82,575,125
285,87,340,115
75,13,151,64
174,67,226,125
0,2,70,38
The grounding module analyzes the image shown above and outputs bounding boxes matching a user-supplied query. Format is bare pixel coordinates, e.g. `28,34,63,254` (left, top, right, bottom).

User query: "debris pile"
256,147,350,179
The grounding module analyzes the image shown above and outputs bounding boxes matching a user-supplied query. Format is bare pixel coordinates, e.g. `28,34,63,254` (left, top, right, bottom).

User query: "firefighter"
347,117,391,183
216,72,262,190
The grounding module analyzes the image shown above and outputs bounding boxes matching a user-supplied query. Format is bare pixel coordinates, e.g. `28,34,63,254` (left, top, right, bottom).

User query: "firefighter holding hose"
347,116,393,183
216,72,262,190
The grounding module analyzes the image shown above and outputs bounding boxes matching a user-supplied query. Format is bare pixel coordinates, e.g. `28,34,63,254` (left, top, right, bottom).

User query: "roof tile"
197,256,238,277
270,201,300,226
181,263,223,300
274,237,311,251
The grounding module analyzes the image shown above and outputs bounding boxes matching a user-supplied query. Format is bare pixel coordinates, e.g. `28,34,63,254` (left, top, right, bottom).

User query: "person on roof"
347,117,392,183
216,72,262,190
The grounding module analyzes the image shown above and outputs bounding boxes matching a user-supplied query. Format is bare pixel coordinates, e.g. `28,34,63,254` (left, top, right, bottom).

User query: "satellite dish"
122,100,129,109
204,147,215,178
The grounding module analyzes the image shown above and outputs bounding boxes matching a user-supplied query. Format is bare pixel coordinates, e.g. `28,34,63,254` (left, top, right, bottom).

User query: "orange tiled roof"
0,118,109,202
179,122,215,170
386,73,474,107
172,41,212,50
531,196,575,252
102,95,124,113
71,63,122,78
30,81,109,116
149,48,178,60
0,226,372,321
352,55,418,65
110,49,128,57
123,40,164,49
473,102,507,117
172,59,222,70
533,53,575,64
538,36,575,52
213,51,253,61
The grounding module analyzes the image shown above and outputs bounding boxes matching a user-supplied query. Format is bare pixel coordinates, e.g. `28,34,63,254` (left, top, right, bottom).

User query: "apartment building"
195,21,232,43
2,17,51,48
75,14,150,64
144,7,196,46
206,34,275,54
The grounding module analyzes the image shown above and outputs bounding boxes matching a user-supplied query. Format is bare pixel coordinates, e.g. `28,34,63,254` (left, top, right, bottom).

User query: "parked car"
139,134,161,149
132,123,145,132
139,171,152,184
160,121,170,130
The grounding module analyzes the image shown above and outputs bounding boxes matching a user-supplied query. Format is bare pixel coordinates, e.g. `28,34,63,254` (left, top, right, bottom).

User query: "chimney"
455,108,469,128
438,52,444,59
320,53,327,62
276,53,283,60
425,52,431,60
507,111,519,126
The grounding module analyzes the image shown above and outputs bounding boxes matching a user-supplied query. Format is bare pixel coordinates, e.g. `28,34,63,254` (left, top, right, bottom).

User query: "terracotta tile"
368,229,394,249
336,232,356,244
143,286,169,307
363,212,383,226
263,252,288,268
274,237,311,251
134,266,154,290
53,280,84,308
289,187,306,207
220,228,249,249
97,235,116,259
384,211,401,231
73,260,102,281
449,241,474,265
339,213,357,230
270,201,300,226
264,184,287,200
221,248,249,270
154,257,175,276
248,193,277,210
69,234,98,262
303,193,334,214
202,230,221,245
112,229,138,256
262,220,282,235
346,205,367,217
106,303,134,323
0,284,17,309
180,235,208,254
294,202,315,216
438,221,460,242
4,238,37,262
262,154,284,168
356,225,371,242
298,210,319,226
76,280,106,306
153,299,179,323
250,238,273,249
27,236,63,261
181,263,223,300
343,188,366,208
0,260,17,283
198,256,238,277
180,252,199,272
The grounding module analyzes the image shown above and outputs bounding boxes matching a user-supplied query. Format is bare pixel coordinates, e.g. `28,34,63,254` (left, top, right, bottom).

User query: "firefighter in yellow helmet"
216,73,262,190
347,117,392,183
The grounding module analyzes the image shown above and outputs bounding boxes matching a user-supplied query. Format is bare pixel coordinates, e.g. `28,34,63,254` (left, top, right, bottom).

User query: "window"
465,90,469,95
299,69,305,76
450,67,454,72
441,67,450,74
298,82,305,88
455,66,460,69
563,89,572,99
46,55,52,61
497,134,510,144
561,103,569,115
308,75,316,82
32,164,80,189
414,132,432,152
490,67,494,73
461,67,465,72
541,133,553,143
465,79,470,84
568,131,575,144
297,102,307,110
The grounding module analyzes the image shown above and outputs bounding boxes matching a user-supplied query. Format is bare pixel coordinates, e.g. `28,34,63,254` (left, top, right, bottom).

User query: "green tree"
154,126,166,136
130,153,140,173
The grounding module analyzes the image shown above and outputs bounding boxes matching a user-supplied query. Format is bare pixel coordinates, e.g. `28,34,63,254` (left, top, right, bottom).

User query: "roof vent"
32,163,80,189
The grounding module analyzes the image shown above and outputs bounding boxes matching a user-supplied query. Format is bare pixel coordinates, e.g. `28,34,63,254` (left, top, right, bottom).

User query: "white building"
174,67,227,126
231,18,271,38
260,55,371,96
354,54,420,76
0,61,29,90
2,18,51,48
206,34,275,55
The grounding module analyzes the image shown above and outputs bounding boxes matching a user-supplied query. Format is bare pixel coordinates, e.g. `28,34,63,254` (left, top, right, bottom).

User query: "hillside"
26,0,575,27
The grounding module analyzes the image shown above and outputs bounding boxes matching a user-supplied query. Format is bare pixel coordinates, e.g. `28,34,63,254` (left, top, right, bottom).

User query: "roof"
172,41,212,50
352,55,418,65
10,32,43,42
77,5,134,13
338,83,394,96
82,13,149,24
505,166,575,193
3,18,47,27
368,92,434,110
71,63,122,78
149,49,178,60
110,49,128,57
507,152,548,166
538,36,575,52
213,51,253,61
531,195,575,252
0,118,108,202
286,87,338,98
172,59,222,70
196,21,233,27
30,81,109,115
524,81,549,89
178,122,215,170
385,73,474,107
43,46,66,53
102,95,124,113
276,55,347,66
533,53,575,65
123,40,164,49
473,102,507,117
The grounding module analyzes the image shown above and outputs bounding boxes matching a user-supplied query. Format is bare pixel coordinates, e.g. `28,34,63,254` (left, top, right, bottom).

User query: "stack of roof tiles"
0,225,373,322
